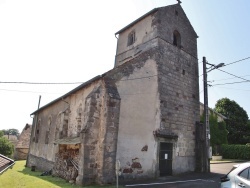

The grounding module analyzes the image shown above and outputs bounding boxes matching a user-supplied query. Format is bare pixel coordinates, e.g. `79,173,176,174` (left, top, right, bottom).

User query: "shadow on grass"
18,165,116,188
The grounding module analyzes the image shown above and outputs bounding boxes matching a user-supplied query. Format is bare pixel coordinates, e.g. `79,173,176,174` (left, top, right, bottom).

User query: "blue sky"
0,0,249,132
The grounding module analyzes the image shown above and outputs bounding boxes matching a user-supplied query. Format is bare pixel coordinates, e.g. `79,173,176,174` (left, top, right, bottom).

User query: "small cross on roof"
177,0,182,4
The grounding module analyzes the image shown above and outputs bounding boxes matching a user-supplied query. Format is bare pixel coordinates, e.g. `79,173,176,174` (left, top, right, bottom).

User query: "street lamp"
203,57,224,172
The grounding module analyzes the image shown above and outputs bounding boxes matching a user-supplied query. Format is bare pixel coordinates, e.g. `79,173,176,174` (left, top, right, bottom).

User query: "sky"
0,0,250,133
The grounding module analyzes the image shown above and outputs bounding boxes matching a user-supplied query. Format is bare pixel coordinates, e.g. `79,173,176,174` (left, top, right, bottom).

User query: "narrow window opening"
182,69,185,75
127,30,136,46
35,120,41,143
77,105,82,136
175,10,178,16
173,30,181,48
45,116,51,144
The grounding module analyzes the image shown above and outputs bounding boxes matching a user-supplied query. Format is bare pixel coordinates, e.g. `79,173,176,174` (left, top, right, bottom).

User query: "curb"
210,160,247,164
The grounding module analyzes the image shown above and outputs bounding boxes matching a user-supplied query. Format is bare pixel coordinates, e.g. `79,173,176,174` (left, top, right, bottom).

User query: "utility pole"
26,95,41,167
203,57,210,172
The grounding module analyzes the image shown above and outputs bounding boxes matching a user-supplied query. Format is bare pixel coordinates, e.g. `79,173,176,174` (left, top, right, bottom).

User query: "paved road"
123,162,242,188
211,162,237,175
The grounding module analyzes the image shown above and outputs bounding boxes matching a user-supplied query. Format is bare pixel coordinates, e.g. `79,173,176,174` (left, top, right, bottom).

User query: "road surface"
123,162,241,188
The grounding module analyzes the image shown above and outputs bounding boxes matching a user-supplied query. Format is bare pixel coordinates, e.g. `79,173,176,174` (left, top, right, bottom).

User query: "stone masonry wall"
99,79,120,184
28,154,54,172
77,86,103,185
156,39,200,174
157,4,198,58
76,81,121,185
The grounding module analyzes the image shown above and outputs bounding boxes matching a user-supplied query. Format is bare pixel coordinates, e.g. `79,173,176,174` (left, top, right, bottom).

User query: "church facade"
27,3,200,185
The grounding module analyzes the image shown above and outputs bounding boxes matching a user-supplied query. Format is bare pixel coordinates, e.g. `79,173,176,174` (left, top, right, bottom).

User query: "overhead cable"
223,56,250,67
212,80,250,86
0,81,84,85
216,69,250,82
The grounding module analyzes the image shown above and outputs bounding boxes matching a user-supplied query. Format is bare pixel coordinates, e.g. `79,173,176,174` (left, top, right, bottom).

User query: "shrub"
221,144,250,160
0,137,14,157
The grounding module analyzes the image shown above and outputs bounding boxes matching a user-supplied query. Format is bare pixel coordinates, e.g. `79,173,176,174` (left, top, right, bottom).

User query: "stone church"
27,2,200,185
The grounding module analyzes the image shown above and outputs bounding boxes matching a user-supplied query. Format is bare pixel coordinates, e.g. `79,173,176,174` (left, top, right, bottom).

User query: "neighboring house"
200,102,227,122
0,154,15,175
14,124,31,160
27,3,200,185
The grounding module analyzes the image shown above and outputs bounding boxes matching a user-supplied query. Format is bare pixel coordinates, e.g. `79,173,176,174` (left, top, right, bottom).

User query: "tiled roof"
0,154,15,175
16,124,31,149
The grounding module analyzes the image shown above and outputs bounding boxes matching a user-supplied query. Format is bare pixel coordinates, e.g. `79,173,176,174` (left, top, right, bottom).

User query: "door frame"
158,142,173,176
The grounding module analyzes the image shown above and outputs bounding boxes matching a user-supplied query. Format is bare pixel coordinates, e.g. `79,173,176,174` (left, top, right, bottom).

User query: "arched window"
45,116,52,144
173,30,181,48
127,30,136,46
77,104,82,136
35,119,41,143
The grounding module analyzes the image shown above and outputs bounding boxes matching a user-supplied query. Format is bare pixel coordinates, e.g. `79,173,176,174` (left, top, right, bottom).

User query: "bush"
201,113,228,155
221,144,250,160
0,137,14,157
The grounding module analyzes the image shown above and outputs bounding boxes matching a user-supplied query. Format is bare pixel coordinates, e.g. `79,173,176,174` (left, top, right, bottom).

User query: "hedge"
221,144,250,160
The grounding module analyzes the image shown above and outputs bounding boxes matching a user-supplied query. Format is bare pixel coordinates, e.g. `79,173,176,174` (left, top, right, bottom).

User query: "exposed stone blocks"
76,80,121,185
155,39,199,173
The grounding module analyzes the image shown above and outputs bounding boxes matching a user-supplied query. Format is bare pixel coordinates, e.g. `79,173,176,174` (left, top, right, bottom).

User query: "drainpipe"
114,34,119,67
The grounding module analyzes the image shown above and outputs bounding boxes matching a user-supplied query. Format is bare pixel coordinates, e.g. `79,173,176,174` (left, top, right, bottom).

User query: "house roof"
31,75,102,115
200,102,227,120
15,124,31,149
0,154,15,175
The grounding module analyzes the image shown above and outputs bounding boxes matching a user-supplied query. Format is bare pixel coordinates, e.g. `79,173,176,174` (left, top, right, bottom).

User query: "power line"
216,69,250,82
210,74,250,82
223,56,250,67
212,80,250,86
0,88,63,94
214,86,250,92
0,74,158,85
0,81,84,85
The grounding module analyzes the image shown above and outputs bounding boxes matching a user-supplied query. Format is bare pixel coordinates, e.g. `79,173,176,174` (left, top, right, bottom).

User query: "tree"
201,113,228,155
244,120,250,143
0,137,14,157
0,130,4,137
2,129,20,137
214,98,249,144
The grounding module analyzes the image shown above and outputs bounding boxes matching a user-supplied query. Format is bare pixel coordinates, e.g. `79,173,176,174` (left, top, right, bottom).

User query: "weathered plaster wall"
28,80,102,167
115,58,160,178
115,13,158,67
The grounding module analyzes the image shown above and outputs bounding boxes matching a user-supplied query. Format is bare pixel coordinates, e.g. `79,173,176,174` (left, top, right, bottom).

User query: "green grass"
0,160,116,188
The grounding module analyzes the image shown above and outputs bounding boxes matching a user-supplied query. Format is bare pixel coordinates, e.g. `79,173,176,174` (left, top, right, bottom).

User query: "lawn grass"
0,160,116,188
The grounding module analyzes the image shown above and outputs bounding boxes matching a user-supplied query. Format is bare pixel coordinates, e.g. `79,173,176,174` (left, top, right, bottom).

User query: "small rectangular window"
127,30,135,46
